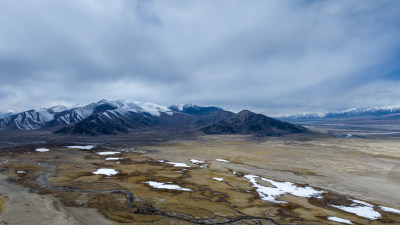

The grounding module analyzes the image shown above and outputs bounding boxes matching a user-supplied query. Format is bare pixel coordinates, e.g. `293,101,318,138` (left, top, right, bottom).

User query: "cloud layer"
1,0,400,115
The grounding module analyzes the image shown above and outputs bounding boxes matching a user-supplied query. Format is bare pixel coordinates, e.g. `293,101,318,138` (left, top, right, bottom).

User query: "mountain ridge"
278,106,400,121
0,99,308,136
202,110,308,136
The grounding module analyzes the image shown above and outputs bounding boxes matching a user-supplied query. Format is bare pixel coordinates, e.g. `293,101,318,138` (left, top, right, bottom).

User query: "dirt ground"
0,134,399,224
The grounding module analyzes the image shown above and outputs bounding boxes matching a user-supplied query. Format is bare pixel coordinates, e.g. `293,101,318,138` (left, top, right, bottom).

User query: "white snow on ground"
327,217,353,224
144,181,191,191
212,177,224,181
380,206,400,214
331,199,381,220
245,175,324,204
67,145,95,149
17,171,26,174
157,160,165,162
216,159,229,162
165,162,191,167
353,200,373,207
36,148,49,152
97,151,120,155
190,159,205,164
105,157,123,161
92,168,118,176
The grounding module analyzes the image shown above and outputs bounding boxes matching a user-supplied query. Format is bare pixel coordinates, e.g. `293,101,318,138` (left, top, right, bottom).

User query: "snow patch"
97,151,120,155
327,217,353,224
216,159,229,162
17,171,26,174
68,145,95,150
190,159,205,164
92,168,118,176
212,177,224,181
245,175,324,204
36,148,49,152
380,206,400,214
105,157,123,161
144,181,191,191
166,162,191,168
331,199,381,220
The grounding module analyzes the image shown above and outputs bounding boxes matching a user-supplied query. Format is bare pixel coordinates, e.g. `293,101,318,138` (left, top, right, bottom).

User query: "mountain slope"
202,110,308,136
0,109,55,130
0,112,14,119
54,110,155,135
1,100,307,137
55,104,233,135
0,100,173,131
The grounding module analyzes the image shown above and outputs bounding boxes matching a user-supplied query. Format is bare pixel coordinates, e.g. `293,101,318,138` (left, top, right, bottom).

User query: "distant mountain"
0,111,15,119
279,106,400,121
277,106,400,128
202,110,308,136
0,99,308,136
323,106,400,119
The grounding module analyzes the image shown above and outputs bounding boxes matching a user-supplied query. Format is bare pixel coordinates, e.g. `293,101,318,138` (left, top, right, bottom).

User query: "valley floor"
0,134,399,224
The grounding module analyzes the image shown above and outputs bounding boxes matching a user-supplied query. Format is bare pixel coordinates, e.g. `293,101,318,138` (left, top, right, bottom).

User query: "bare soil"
0,132,399,224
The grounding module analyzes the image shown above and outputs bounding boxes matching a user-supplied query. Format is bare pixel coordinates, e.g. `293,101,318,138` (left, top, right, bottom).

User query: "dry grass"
0,136,399,224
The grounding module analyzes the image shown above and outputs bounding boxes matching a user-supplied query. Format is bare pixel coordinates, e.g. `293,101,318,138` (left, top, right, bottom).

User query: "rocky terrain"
202,110,308,136
0,100,307,136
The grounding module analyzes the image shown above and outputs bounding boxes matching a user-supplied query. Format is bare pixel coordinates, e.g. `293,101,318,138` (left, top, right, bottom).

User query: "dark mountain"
201,110,308,136
1,100,307,136
56,104,235,135
170,104,236,126
54,111,154,135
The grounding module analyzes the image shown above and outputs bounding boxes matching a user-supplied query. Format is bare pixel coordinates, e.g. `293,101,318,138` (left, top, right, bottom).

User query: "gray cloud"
1,0,400,115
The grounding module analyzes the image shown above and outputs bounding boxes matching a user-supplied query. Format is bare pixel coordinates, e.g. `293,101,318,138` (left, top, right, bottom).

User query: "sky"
1,0,400,115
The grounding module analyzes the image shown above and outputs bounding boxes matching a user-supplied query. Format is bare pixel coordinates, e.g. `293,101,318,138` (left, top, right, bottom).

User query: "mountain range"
0,100,308,136
278,106,400,126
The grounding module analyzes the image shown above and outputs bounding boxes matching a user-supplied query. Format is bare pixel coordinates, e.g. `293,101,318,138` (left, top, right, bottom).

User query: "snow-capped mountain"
0,99,308,136
0,111,15,119
278,112,326,120
0,99,177,130
278,106,400,121
324,106,400,118
0,108,55,130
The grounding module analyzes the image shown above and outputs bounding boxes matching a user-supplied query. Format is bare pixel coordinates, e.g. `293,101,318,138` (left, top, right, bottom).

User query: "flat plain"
0,130,399,224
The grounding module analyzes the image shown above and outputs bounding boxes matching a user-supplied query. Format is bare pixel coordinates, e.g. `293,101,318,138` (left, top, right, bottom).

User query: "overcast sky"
1,0,400,115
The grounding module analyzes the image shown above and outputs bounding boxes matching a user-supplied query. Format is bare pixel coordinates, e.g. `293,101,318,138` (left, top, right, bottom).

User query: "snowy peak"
0,111,15,119
278,105,400,121
0,99,177,130
94,100,173,116
325,106,400,118
48,105,69,113
0,108,55,130
177,104,224,116
0,99,308,137
134,102,173,116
